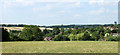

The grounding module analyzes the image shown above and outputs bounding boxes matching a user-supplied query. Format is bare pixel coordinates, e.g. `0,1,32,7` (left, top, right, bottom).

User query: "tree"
76,33,84,41
45,32,54,38
104,29,111,34
53,34,69,41
74,26,78,29
91,32,99,41
88,28,95,33
19,25,44,41
43,29,49,35
99,32,104,40
110,24,114,27
64,28,72,35
60,27,64,34
2,28,10,41
71,29,79,34
9,32,19,41
68,34,75,41
52,26,60,35
117,29,120,33
82,32,91,40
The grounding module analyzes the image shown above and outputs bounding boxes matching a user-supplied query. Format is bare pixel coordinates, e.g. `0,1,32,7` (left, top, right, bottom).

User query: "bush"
106,36,119,41
9,32,19,41
53,34,70,41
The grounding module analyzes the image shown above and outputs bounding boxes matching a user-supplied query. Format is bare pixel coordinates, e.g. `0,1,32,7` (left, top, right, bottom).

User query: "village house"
44,37,52,41
104,27,119,31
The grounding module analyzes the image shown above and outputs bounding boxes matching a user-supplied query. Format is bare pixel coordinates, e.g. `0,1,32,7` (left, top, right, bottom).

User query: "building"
44,37,52,41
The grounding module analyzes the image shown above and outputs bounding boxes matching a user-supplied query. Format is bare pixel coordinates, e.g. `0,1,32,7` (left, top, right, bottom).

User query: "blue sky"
0,0,119,26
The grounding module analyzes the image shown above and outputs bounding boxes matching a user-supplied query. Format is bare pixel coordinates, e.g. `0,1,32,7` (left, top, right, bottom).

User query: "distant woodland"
1,24,120,41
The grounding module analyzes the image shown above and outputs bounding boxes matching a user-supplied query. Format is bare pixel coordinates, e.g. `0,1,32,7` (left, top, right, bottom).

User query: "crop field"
2,41,118,53
3,27,53,31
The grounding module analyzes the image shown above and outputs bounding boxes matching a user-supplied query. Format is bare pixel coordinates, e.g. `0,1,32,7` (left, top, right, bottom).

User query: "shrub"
106,36,119,41
53,35,70,41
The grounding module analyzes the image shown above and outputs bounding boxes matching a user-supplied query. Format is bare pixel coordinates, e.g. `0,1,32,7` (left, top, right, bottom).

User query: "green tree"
104,29,111,34
52,26,60,35
19,25,44,41
117,29,120,33
88,28,96,33
76,33,84,41
53,34,69,41
43,29,49,35
60,27,64,34
91,32,99,41
71,29,79,34
99,32,104,40
2,28,10,41
82,32,91,40
74,26,78,29
9,32,19,41
64,28,72,35
68,34,75,41
110,24,114,27
45,33,54,38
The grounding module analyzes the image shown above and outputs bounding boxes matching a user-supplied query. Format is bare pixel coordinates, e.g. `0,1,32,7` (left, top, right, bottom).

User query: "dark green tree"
64,28,72,35
2,28,10,41
52,26,60,35
43,29,49,35
9,32,19,41
71,29,79,34
53,34,69,41
74,26,78,29
19,25,44,41
82,32,91,40
60,27,64,34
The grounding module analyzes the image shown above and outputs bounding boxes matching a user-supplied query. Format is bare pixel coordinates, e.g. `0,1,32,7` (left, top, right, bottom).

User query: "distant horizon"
1,22,118,26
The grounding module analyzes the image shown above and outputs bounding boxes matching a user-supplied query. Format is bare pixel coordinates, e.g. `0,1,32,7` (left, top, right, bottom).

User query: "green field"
2,41,118,53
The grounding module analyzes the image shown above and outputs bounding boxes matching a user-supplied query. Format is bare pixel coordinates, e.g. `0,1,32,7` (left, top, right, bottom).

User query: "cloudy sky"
0,0,119,25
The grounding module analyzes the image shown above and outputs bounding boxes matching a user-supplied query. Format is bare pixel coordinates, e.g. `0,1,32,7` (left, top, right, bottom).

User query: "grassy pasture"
2,41,118,53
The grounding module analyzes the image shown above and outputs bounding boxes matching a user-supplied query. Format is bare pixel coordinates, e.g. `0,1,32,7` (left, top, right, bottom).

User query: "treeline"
1,24,115,28
2,25,120,41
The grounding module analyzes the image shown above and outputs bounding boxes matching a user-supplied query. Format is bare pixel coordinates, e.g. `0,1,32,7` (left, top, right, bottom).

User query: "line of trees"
1,24,114,28
2,24,120,41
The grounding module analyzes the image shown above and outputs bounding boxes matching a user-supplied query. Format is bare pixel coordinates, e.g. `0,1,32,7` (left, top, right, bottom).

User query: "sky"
0,0,119,26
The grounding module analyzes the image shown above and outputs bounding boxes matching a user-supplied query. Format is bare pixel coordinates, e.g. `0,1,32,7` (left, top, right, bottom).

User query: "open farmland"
2,41,118,53
3,27,53,32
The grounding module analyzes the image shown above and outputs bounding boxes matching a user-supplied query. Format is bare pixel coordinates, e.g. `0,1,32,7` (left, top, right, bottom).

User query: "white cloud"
90,8,105,15
33,2,83,13
75,2,81,5
73,14,81,18
89,0,118,6
59,10,65,14
15,0,89,2
106,9,118,14
89,0,96,5
3,0,84,9
33,4,55,12
16,0,24,2
89,0,104,5
3,1,17,8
